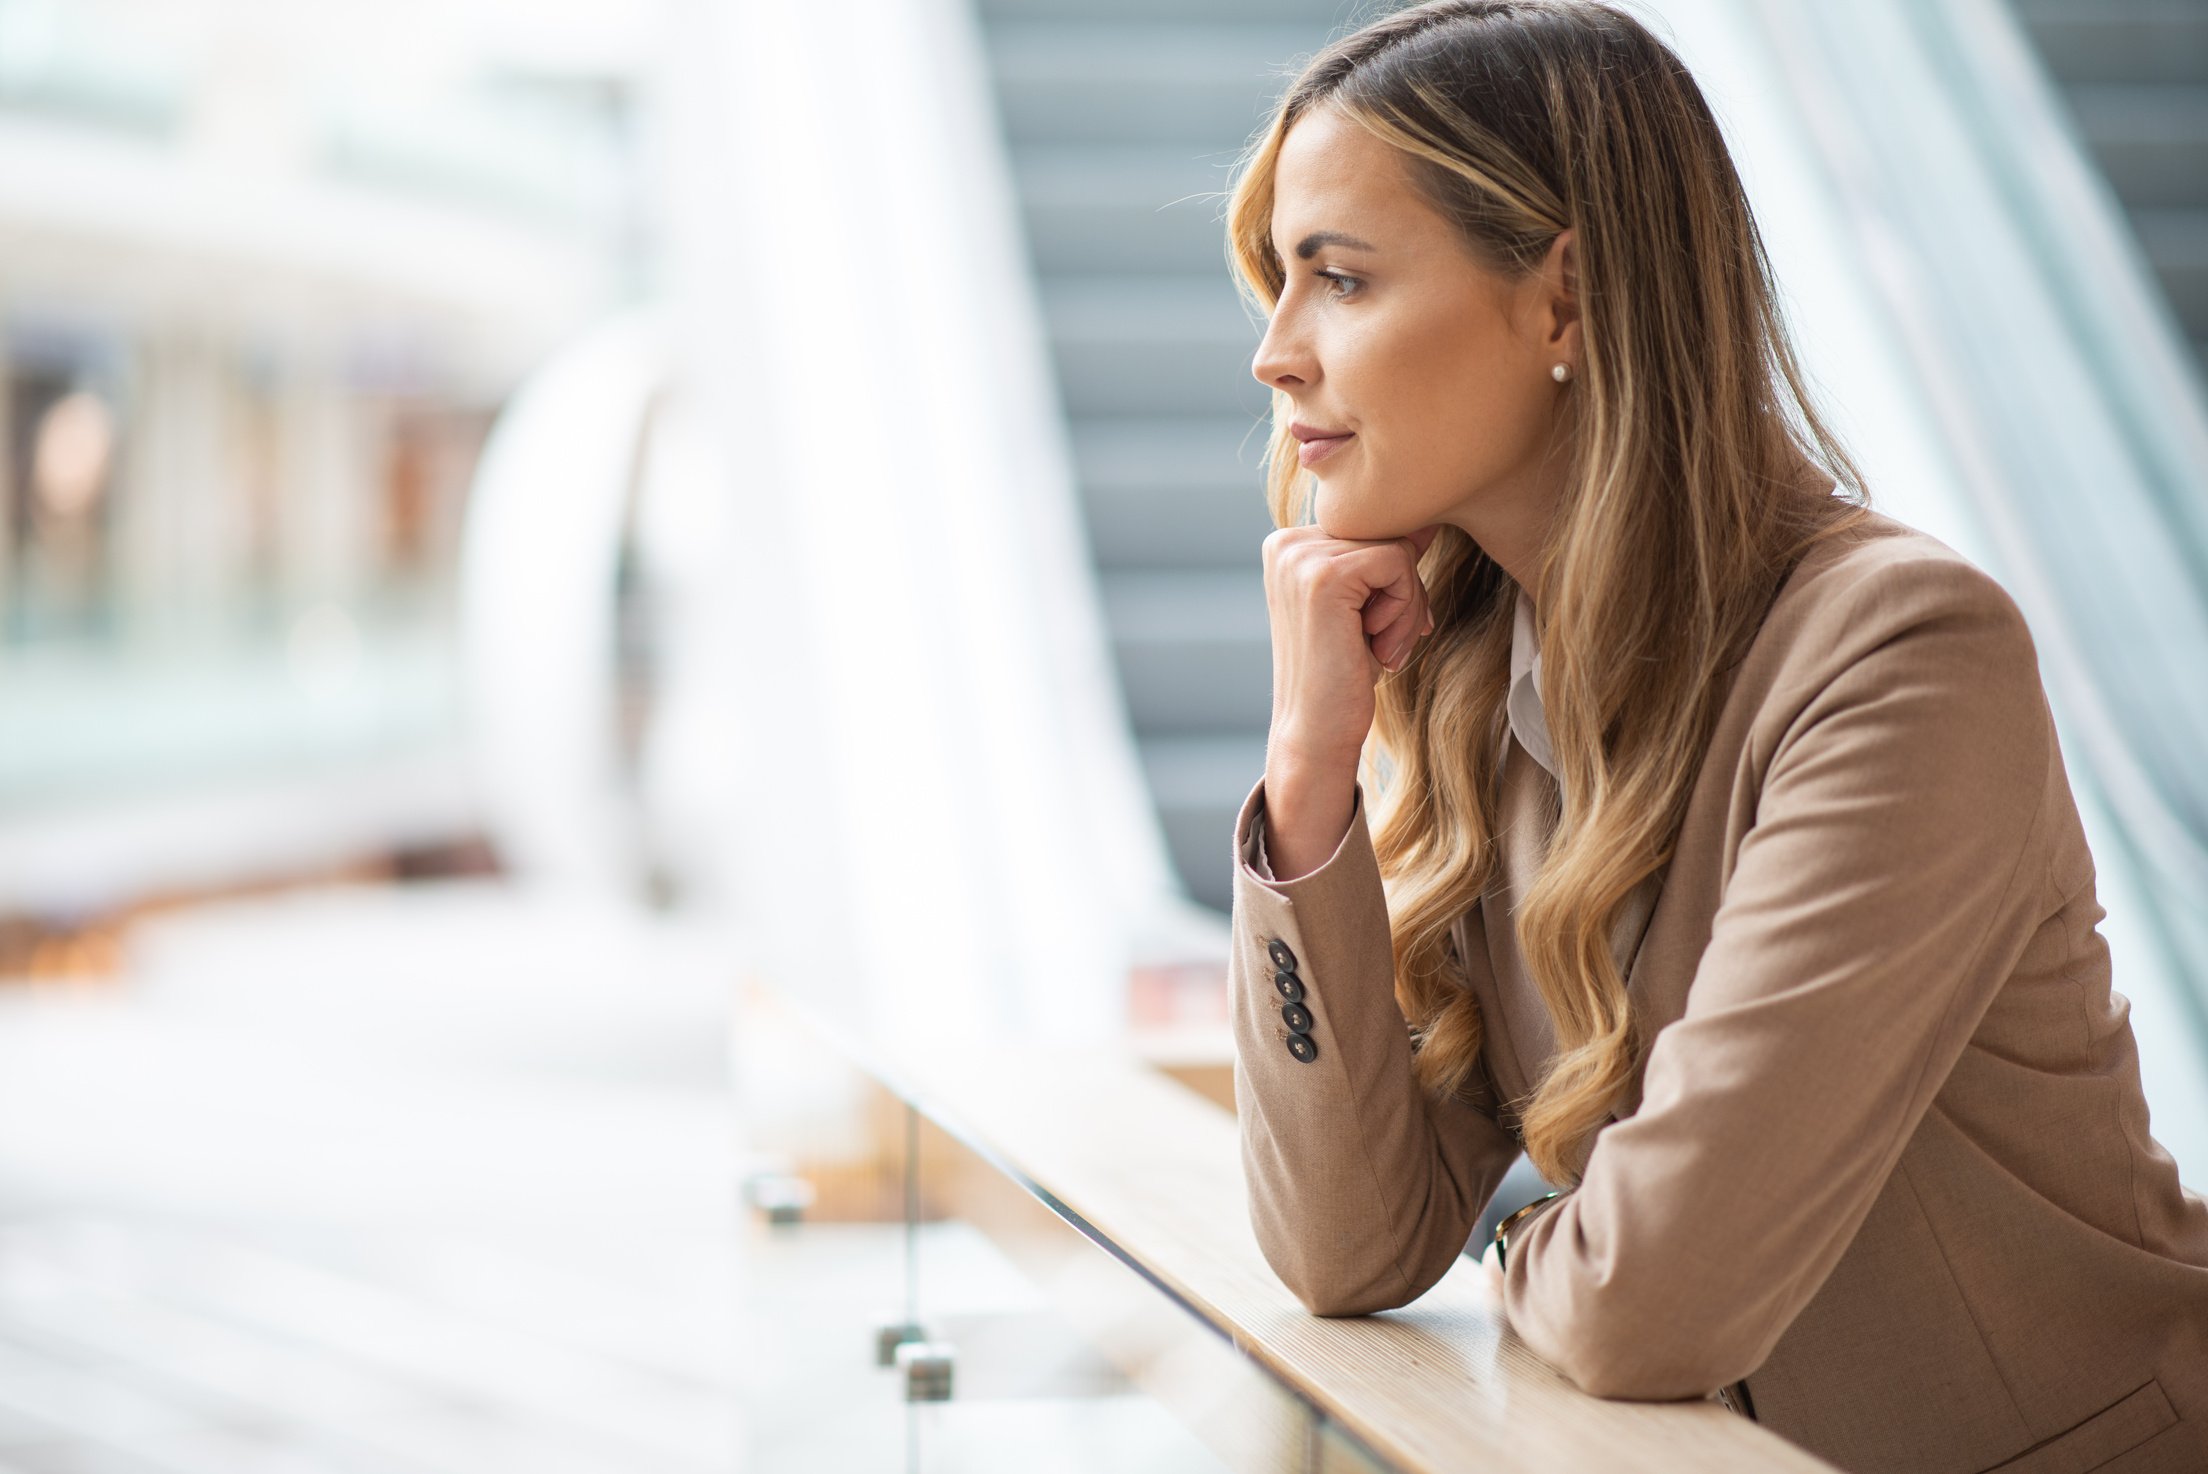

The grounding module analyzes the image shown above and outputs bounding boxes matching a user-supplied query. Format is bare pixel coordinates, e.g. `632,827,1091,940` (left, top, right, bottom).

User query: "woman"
1220,2,2208,1470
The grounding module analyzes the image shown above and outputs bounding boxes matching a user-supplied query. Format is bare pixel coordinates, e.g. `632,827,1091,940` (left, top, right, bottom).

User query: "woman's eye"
1317,269,1363,299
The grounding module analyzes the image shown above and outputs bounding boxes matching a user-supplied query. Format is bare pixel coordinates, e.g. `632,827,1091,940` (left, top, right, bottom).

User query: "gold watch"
1492,1191,1563,1271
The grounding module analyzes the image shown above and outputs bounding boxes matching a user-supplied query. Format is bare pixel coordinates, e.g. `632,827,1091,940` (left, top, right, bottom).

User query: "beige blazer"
1227,510,2208,1474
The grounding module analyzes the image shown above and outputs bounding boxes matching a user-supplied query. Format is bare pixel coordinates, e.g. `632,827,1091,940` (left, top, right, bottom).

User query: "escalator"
977,1,1345,912
2012,0,2208,387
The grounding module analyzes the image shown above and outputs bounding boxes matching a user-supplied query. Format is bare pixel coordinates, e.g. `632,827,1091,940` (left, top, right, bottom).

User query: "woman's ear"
1545,227,1582,360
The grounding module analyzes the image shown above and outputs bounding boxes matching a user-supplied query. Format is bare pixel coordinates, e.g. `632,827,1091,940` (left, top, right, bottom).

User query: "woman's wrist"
1491,1191,1565,1271
1264,716,1364,777
1260,753,1359,883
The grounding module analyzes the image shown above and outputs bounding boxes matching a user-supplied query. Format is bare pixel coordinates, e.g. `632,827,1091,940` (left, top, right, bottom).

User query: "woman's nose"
1250,312,1309,391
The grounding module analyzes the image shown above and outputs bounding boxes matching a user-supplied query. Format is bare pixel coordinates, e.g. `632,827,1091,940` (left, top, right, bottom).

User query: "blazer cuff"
1234,772,1370,895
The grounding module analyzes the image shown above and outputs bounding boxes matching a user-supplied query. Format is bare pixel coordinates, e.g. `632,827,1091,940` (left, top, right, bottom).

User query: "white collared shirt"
1505,584,1557,780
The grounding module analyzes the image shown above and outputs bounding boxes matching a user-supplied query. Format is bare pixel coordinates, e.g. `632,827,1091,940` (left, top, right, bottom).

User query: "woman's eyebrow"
1274,230,1380,266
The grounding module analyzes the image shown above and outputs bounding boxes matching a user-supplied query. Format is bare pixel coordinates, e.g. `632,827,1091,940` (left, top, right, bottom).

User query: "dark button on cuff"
1273,970,1304,1004
1280,1001,1313,1033
1285,1032,1318,1064
1267,938,1298,972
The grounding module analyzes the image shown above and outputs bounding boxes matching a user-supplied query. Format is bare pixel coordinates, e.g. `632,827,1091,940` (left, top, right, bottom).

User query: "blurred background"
0,0,2203,1469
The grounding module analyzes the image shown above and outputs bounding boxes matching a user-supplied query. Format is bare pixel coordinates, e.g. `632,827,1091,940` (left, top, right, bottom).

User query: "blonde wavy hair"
1225,0,1876,1185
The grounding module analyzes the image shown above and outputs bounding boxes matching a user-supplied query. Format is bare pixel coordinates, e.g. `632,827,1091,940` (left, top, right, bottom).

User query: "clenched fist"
1258,522,1443,881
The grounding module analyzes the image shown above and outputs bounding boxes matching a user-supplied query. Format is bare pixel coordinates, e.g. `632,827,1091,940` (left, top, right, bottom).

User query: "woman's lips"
1297,432,1354,467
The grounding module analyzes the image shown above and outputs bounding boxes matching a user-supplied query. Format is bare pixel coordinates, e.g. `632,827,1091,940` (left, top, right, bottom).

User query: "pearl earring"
1551,362,1572,383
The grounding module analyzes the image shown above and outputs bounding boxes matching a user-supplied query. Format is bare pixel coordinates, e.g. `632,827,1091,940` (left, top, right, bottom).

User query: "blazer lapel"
1476,732,1670,1131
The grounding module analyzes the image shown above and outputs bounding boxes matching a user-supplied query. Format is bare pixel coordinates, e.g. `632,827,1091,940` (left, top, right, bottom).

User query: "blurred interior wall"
646,0,1204,1045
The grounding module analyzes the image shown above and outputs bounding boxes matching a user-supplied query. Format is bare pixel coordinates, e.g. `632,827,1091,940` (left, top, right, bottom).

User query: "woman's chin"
1310,485,1359,538
1312,491,1400,544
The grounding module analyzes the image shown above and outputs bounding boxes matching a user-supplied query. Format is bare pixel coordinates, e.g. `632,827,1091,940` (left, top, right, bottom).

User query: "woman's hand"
1257,523,1442,880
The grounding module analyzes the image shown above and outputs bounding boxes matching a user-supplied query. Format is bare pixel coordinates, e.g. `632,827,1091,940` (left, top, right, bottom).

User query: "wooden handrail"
771,984,1839,1474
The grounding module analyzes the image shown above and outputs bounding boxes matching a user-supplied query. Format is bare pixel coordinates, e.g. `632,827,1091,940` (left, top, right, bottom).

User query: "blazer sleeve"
1229,772,1523,1317
1499,556,2063,1400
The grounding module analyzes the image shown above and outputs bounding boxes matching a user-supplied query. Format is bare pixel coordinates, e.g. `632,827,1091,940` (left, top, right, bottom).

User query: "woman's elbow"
1299,1281,1410,1318
1248,1217,1414,1317
1528,1293,1772,1401
1272,1251,1414,1318
1548,1341,1737,1401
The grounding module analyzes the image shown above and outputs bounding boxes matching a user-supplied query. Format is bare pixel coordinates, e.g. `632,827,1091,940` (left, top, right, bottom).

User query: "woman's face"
1251,105,1578,552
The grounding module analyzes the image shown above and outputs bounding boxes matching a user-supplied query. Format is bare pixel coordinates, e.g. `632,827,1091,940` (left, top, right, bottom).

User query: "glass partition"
733,993,1398,1474
730,967,1837,1472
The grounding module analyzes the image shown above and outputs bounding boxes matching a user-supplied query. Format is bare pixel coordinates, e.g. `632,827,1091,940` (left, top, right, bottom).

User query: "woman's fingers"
1260,520,1442,762
1362,589,1409,635
1366,529,1440,669
1377,615,1424,670
1356,536,1432,627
